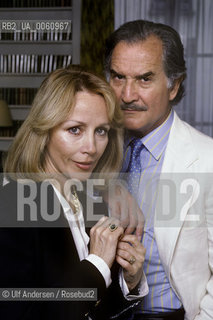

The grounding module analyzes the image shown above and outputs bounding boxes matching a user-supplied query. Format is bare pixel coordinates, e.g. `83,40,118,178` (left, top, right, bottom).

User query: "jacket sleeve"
89,262,144,320
194,183,213,320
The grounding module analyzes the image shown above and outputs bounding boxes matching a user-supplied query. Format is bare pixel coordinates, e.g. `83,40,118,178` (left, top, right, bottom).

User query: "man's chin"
124,119,143,131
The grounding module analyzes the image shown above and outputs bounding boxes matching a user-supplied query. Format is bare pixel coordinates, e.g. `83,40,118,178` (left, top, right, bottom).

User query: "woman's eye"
68,127,80,135
96,128,108,136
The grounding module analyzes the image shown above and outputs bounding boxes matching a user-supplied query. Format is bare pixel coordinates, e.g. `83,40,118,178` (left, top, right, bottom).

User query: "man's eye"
140,75,152,83
96,128,108,136
116,74,124,80
68,127,80,135
136,75,151,83
112,73,123,80
143,77,150,82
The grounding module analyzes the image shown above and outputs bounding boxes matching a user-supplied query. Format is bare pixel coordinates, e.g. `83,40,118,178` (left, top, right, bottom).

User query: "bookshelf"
0,0,82,152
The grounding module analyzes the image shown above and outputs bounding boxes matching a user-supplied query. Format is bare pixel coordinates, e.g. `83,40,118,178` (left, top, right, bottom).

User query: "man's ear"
169,78,182,101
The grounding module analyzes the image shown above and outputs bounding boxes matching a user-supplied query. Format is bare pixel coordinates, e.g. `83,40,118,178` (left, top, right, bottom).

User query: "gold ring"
129,256,136,265
109,223,118,232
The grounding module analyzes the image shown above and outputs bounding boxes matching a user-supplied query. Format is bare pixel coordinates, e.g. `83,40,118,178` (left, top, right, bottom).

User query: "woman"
0,68,146,319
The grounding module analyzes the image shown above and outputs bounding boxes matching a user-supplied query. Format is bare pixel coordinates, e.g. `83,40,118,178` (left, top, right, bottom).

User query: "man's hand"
105,183,145,240
116,234,146,291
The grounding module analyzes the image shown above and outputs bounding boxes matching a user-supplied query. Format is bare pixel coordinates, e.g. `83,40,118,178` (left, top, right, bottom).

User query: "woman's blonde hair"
4,67,123,183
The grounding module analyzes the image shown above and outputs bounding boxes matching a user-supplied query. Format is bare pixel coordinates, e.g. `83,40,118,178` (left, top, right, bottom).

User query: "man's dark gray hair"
104,20,187,105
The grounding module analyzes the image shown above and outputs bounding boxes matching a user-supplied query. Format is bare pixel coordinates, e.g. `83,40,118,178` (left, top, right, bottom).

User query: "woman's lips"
74,161,94,170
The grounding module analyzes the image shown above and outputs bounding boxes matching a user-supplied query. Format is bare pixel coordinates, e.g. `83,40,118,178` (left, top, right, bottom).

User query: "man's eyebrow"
135,71,154,80
110,69,123,76
110,69,154,80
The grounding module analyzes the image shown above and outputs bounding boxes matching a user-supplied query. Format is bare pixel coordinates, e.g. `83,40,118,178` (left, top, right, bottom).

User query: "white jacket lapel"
154,112,199,275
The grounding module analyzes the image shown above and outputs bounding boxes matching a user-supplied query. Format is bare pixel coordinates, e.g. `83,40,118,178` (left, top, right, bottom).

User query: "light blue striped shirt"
122,110,182,313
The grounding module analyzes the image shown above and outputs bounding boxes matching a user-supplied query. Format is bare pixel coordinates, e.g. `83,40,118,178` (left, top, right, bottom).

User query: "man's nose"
121,80,139,104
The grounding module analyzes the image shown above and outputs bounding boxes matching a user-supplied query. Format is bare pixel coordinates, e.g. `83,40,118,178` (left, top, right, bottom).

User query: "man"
105,20,213,320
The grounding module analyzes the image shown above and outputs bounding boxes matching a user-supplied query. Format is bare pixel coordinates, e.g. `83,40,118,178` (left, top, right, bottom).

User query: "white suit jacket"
154,111,213,320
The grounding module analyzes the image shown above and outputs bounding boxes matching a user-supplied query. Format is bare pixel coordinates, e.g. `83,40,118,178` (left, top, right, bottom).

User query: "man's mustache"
120,104,148,112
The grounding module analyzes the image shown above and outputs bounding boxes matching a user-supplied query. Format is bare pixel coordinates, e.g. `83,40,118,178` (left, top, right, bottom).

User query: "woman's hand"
116,234,146,291
90,216,124,269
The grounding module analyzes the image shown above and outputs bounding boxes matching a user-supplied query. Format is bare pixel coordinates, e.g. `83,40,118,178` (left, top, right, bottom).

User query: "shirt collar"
52,184,72,214
125,110,174,161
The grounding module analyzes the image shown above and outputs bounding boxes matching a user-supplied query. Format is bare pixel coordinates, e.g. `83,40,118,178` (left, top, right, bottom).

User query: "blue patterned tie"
128,139,144,196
